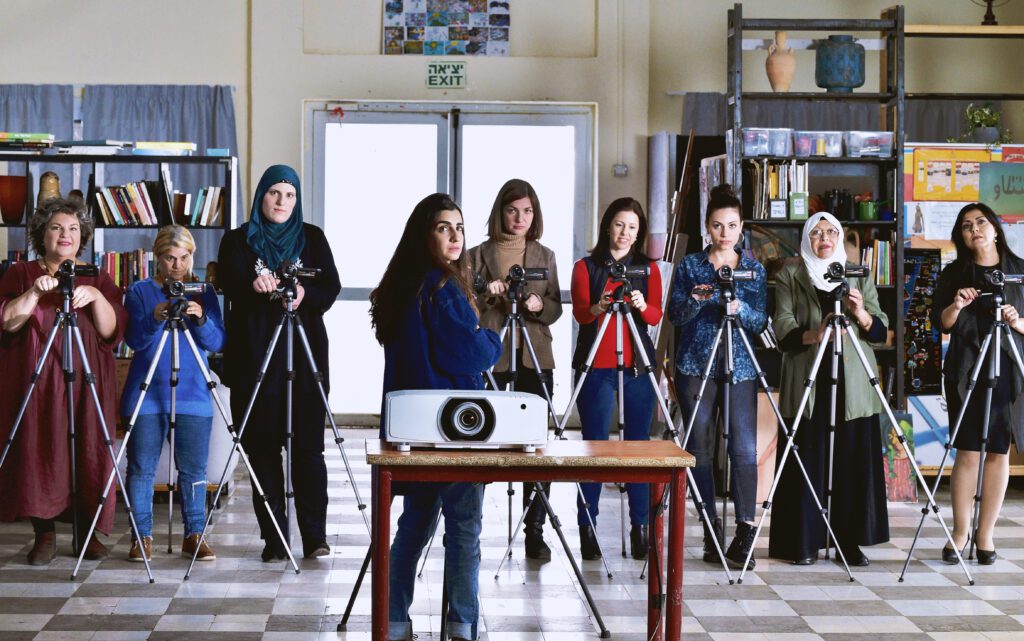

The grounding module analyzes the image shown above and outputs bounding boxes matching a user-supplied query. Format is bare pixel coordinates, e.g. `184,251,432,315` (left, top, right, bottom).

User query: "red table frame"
367,439,693,641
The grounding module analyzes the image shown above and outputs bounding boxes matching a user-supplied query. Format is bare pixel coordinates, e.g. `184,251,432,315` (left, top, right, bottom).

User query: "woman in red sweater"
570,197,662,560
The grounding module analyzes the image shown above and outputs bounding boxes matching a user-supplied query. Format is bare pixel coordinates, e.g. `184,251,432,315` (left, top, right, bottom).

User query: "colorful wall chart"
383,0,511,56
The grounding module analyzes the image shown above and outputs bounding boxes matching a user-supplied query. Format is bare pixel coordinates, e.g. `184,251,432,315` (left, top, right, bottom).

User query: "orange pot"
0,175,28,225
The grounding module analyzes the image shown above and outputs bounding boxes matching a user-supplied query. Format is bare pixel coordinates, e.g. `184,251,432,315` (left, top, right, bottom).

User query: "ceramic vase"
37,171,61,206
0,176,28,225
815,35,865,93
971,126,1000,144
765,31,795,92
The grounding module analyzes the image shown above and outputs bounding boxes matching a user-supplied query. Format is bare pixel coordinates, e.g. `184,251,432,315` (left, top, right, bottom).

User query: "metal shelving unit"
727,3,907,407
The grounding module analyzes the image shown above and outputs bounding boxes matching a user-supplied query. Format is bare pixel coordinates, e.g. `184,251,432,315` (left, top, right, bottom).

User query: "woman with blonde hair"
122,224,225,562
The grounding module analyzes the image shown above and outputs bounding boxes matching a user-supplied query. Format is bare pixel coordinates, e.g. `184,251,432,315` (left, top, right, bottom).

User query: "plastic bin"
844,131,895,157
794,131,815,157
767,128,794,156
742,128,770,156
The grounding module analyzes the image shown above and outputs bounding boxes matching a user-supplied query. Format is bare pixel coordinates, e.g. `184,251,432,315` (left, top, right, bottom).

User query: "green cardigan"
774,259,889,421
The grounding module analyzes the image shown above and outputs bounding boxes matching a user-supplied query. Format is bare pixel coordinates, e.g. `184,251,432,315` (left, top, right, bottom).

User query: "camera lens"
440,397,495,442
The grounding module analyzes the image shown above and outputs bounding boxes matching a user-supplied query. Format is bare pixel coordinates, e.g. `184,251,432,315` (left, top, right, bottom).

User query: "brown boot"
182,534,216,561
82,534,109,561
128,536,152,563
28,531,56,566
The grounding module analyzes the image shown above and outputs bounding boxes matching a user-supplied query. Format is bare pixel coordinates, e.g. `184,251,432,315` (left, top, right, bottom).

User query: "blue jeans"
126,413,212,537
389,482,484,641
576,368,655,527
675,375,758,523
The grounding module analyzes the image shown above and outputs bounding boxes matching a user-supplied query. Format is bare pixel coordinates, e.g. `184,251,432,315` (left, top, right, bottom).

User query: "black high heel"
941,533,969,565
976,548,998,565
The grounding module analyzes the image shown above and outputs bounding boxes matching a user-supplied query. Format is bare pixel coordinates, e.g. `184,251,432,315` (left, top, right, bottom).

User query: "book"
134,141,197,151
54,139,131,147
57,146,123,155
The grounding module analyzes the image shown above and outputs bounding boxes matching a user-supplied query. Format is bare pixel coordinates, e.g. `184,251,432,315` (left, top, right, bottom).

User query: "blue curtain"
81,85,237,198
0,84,75,208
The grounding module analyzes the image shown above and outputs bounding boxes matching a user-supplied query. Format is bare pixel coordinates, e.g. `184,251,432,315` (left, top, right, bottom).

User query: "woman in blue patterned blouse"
667,184,767,570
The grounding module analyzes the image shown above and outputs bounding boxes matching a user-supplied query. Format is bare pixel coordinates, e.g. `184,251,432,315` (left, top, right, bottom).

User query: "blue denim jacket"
668,250,768,382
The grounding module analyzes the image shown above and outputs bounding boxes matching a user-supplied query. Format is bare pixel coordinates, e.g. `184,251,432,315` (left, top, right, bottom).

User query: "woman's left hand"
71,285,101,309
846,288,865,316
524,293,543,313
727,299,741,315
283,283,305,309
185,301,204,318
1003,304,1023,331
629,290,647,312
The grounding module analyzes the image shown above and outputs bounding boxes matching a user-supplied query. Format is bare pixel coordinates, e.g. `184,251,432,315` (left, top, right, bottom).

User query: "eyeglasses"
808,228,840,240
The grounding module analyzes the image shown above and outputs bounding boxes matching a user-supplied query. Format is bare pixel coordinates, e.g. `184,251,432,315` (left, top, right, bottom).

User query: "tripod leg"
613,308,628,557
62,317,80,557
842,321,975,585
285,315,295,550
898,329,994,580
554,312,615,437
168,328,180,554
824,327,841,560
339,545,372,629
293,316,372,537
178,328,301,579
67,323,155,583
970,322,1001,561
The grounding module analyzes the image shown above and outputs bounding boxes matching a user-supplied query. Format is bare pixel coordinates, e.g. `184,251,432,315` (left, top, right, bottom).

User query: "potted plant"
961,102,1012,145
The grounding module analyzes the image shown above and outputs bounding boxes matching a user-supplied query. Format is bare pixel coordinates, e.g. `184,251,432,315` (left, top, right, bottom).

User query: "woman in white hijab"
767,212,890,567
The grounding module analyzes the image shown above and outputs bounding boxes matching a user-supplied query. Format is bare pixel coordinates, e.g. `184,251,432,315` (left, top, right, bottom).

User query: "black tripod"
0,262,152,581
184,266,370,579
899,272,1024,581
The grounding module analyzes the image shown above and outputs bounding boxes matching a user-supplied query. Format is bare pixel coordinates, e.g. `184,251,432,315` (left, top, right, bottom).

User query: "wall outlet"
613,163,629,176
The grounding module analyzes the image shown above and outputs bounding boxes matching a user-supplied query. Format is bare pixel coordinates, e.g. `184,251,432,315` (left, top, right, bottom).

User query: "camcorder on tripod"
55,260,98,295
824,262,868,298
275,260,320,298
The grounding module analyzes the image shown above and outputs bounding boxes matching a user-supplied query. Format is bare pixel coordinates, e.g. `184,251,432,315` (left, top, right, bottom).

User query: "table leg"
648,481,666,641
666,470,685,641
372,467,391,641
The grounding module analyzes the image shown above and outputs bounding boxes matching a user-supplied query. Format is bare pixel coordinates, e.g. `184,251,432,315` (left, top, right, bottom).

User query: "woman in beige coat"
466,178,561,561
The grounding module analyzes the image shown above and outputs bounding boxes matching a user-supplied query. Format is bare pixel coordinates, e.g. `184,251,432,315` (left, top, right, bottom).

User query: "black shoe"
702,517,724,563
977,548,998,565
942,534,969,565
579,526,601,560
261,541,287,562
303,541,331,559
524,529,551,561
793,556,817,566
724,522,756,570
630,525,648,560
842,546,870,567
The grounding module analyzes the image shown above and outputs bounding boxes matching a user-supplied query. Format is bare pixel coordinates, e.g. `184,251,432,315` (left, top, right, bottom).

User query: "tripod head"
606,259,649,298
276,259,320,301
56,260,98,297
824,261,868,301
162,280,207,319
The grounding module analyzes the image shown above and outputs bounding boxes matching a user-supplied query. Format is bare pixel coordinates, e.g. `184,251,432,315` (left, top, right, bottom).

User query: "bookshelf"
726,3,907,407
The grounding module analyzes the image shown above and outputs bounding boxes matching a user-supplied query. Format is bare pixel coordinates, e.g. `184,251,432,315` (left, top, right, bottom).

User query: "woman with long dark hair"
370,193,501,641
668,184,766,570
933,203,1024,565
466,178,562,561
570,197,662,561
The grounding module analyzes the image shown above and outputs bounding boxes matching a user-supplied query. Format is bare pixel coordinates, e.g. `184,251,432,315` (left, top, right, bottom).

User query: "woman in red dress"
0,197,126,565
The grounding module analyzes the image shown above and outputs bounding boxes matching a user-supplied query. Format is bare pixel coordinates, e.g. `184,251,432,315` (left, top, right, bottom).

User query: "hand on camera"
252,273,280,295
283,283,305,309
846,288,865,315
591,293,612,316
33,275,58,296
185,301,203,318
524,293,543,313
486,279,507,296
153,302,170,321
954,287,979,310
71,285,100,310
629,290,647,312
691,284,714,301
1003,304,1023,331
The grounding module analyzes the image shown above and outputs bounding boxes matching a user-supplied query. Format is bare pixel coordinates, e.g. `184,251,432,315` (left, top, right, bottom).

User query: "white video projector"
384,389,549,452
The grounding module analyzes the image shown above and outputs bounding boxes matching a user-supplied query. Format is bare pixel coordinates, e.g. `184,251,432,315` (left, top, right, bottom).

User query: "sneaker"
304,541,331,559
182,534,216,561
128,536,152,563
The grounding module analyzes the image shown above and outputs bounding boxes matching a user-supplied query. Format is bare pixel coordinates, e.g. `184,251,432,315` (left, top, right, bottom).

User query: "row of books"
96,249,155,291
0,132,54,149
749,159,810,220
56,140,199,156
860,237,894,286
171,186,224,227
94,182,161,226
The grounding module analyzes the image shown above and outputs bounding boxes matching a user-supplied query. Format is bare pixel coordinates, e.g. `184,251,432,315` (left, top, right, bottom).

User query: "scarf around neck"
246,164,306,271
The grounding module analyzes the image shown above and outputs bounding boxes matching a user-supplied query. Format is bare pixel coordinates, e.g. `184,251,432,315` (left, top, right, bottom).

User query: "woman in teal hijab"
217,165,341,561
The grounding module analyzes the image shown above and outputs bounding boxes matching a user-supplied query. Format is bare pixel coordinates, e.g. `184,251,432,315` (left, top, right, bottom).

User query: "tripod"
899,283,1024,580
737,286,973,584
0,268,153,581
184,277,371,579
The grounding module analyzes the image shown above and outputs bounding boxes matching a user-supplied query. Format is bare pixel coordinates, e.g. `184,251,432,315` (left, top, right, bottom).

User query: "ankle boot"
524,526,551,561
724,521,756,570
702,517,724,563
579,525,601,560
28,531,56,566
630,524,648,560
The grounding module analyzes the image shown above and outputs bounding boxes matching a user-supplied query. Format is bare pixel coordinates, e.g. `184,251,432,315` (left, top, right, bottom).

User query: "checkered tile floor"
1,428,1022,640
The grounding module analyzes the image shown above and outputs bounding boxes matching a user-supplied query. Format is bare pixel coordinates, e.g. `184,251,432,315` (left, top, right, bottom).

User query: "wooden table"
366,439,695,641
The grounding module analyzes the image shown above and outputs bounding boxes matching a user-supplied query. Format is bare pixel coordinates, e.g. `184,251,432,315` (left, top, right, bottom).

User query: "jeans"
389,482,484,641
126,413,212,537
675,375,758,523
575,368,654,527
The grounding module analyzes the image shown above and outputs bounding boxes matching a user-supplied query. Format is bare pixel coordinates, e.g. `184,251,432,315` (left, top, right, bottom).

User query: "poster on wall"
911,147,991,202
903,249,942,396
980,162,1024,222
383,0,511,56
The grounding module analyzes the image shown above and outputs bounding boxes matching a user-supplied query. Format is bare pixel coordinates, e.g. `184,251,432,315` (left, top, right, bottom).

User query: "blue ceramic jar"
815,35,865,93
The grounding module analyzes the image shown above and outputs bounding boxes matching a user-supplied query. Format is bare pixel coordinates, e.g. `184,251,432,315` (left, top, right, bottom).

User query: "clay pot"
37,171,61,206
815,35,865,93
765,31,796,92
0,175,28,225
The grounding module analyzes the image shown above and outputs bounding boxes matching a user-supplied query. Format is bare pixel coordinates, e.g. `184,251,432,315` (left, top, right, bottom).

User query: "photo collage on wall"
383,0,511,56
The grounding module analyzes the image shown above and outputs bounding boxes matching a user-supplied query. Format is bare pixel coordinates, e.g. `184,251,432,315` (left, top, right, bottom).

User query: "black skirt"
769,364,890,561
946,349,1014,455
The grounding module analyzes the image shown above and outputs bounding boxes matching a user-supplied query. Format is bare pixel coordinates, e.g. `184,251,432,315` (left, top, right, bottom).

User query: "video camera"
276,259,320,301
161,280,206,298
607,259,649,281
508,264,548,284
56,259,98,296
984,269,1024,288
825,261,868,299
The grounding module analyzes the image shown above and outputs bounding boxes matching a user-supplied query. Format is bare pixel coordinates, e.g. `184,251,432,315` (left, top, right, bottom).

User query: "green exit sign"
426,61,466,89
